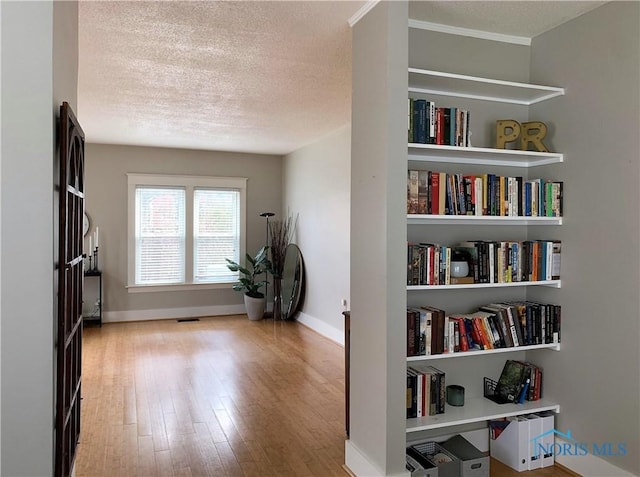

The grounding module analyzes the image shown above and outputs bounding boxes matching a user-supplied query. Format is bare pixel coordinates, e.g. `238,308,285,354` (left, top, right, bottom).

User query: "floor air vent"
177,318,200,322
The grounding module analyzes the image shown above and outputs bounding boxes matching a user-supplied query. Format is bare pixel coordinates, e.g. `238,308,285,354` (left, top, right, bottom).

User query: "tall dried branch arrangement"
269,214,297,278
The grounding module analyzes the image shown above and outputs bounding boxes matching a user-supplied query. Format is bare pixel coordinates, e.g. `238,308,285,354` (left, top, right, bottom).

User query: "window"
128,174,246,291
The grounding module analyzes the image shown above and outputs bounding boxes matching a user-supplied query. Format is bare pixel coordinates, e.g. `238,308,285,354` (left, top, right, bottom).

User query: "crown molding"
408,18,531,46
348,0,380,27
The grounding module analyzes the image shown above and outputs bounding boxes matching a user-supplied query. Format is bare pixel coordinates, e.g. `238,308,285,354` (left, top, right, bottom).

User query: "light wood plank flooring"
76,315,347,477
76,314,578,477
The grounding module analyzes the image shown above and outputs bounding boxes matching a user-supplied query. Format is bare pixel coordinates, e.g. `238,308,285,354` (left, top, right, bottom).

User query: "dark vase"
272,276,284,320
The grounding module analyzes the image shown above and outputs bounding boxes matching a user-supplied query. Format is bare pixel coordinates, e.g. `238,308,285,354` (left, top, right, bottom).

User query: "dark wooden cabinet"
56,101,85,477
343,311,350,438
83,270,102,327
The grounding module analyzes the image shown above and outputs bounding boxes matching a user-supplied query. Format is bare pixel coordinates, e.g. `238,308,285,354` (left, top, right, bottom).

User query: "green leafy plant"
225,246,271,298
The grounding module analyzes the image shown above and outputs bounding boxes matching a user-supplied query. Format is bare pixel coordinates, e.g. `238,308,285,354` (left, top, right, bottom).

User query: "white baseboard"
555,446,637,477
345,440,382,477
344,440,410,477
102,304,246,323
295,310,344,345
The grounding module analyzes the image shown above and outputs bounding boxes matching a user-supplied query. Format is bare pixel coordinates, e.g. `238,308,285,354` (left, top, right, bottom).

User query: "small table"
83,270,102,327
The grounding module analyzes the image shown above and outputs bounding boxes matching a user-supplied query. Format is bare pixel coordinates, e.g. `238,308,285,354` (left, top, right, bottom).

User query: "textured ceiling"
78,1,607,156
78,1,364,154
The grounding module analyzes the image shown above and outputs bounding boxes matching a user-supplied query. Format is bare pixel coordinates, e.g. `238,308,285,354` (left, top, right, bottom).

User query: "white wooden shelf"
400,65,565,440
407,215,562,226
408,68,565,105
407,343,560,362
408,143,563,167
406,397,560,433
407,280,561,290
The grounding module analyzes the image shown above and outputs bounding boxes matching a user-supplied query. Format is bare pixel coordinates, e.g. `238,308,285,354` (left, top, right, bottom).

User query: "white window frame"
127,173,247,293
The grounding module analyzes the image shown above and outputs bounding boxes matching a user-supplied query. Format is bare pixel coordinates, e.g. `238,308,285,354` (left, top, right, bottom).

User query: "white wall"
283,125,351,343
1,1,78,474
349,3,408,475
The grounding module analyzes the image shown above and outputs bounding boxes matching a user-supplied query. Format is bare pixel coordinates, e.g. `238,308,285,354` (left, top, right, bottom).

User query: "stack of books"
406,365,445,418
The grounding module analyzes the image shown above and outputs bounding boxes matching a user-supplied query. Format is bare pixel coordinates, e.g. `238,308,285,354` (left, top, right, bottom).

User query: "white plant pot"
244,294,265,321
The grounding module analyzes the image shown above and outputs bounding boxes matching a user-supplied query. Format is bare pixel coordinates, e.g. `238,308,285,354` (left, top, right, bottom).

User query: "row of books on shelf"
408,99,471,147
407,302,561,357
407,240,561,286
487,359,544,404
407,170,563,217
406,364,445,418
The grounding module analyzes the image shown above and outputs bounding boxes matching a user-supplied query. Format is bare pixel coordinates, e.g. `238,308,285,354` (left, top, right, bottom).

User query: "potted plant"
225,246,271,321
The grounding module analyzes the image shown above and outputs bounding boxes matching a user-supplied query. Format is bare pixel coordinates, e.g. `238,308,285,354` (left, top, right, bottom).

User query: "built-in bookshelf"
407,343,560,362
407,396,560,433
407,215,562,225
407,281,561,290
405,67,564,435
408,143,563,167
408,68,564,105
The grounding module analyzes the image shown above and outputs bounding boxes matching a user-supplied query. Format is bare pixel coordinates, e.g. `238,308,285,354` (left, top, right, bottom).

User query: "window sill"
126,282,234,293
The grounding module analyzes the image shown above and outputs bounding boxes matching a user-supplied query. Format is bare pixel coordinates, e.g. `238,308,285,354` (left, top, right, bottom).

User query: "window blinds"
135,187,186,284
194,189,240,283
134,185,241,286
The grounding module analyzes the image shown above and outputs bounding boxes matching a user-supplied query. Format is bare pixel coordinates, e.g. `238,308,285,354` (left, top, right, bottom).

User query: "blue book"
540,241,547,281
413,99,427,144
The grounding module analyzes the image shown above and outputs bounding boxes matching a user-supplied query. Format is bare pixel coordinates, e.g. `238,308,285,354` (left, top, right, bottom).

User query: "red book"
532,241,539,281
457,317,469,351
470,317,482,347
431,172,440,215
471,317,488,350
421,373,428,416
450,316,469,352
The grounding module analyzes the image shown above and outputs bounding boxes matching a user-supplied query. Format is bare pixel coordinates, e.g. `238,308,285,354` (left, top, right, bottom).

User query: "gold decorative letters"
495,119,550,152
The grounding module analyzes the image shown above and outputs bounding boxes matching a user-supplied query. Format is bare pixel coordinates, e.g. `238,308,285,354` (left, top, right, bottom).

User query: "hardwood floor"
491,459,579,477
76,315,347,477
76,314,578,477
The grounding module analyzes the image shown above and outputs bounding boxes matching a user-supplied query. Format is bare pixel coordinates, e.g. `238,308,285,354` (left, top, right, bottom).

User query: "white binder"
490,416,530,472
524,414,543,470
534,411,556,467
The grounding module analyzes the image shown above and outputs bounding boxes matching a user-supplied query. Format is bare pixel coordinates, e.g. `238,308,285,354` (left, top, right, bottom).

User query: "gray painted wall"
409,27,531,83
84,143,282,317
283,125,351,341
350,2,408,475
528,2,640,474
1,1,78,474
409,28,532,150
